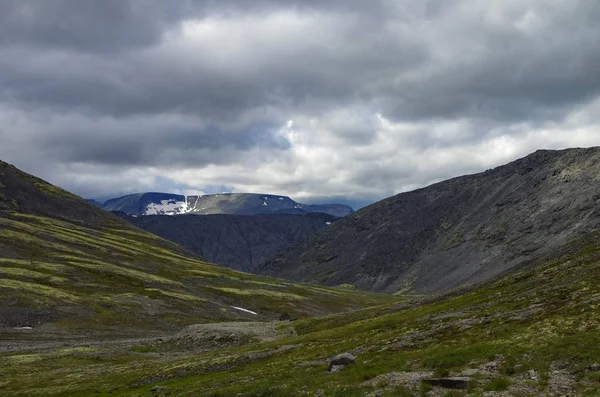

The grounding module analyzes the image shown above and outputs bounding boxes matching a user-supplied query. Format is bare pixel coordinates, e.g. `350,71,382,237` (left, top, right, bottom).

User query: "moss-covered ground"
2,228,600,395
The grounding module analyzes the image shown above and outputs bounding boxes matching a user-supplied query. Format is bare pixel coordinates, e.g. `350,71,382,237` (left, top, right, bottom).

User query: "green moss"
211,287,305,300
0,266,66,283
132,345,158,354
144,288,204,302
0,278,79,302
485,377,511,391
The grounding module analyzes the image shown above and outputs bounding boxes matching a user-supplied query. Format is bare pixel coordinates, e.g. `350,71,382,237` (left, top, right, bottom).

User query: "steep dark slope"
260,147,600,294
0,160,392,335
117,212,337,272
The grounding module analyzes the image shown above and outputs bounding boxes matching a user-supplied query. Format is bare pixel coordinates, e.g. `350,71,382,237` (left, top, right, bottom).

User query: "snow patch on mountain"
145,199,190,215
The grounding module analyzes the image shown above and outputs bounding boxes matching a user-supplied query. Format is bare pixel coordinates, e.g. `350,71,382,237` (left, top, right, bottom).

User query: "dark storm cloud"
0,0,170,52
0,0,599,201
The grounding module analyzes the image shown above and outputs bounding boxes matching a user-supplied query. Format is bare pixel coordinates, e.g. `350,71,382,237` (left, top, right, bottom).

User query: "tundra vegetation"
2,158,600,396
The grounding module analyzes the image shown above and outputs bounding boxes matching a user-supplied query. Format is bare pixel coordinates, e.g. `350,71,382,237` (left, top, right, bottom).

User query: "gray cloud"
0,0,599,206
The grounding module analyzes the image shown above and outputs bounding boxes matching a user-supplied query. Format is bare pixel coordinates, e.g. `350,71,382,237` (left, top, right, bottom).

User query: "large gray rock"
260,148,600,294
328,352,356,371
330,352,356,366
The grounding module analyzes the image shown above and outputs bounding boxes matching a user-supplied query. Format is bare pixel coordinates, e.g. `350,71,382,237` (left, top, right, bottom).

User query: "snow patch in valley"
326,222,332,225
231,306,257,315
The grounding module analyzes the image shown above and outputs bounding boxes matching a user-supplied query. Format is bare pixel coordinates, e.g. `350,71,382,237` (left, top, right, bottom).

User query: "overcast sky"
1,0,599,208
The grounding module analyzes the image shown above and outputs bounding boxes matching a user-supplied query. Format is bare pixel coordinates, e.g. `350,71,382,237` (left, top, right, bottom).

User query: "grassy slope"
2,228,600,395
0,160,394,337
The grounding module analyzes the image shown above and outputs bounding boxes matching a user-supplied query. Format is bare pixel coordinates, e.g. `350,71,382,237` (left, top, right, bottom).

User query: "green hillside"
2,225,599,395
0,159,393,338
3,159,600,396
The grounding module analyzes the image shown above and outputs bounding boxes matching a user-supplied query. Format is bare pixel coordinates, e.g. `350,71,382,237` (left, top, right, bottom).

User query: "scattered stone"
479,358,502,374
422,377,471,389
547,362,576,396
297,359,329,368
314,389,325,397
461,368,479,376
361,371,432,388
279,313,290,321
590,363,600,371
328,365,345,373
151,385,170,393
528,369,538,380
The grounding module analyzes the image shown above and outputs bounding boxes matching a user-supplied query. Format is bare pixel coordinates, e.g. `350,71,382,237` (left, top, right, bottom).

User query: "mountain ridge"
94,192,353,217
259,147,600,294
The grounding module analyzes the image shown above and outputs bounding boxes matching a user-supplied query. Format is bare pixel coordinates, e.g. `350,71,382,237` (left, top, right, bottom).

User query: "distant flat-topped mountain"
95,192,353,217
259,147,600,294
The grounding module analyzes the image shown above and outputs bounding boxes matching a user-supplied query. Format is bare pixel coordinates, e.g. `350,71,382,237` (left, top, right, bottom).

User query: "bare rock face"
260,147,600,294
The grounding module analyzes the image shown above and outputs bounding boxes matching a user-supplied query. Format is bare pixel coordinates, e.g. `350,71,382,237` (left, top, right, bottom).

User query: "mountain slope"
260,147,600,294
0,160,392,336
7,215,600,396
98,192,353,217
116,212,337,272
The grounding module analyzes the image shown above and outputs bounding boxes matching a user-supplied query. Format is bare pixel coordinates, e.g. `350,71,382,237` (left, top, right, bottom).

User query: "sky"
0,0,599,209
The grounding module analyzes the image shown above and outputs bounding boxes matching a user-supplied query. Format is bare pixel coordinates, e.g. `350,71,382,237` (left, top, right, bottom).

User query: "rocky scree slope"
98,192,353,217
0,160,392,336
260,147,600,294
116,212,338,272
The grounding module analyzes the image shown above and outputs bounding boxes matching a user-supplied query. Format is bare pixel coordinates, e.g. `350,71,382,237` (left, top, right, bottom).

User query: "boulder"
461,368,479,376
422,377,471,389
328,365,345,373
330,352,356,366
328,352,356,372
279,313,290,321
